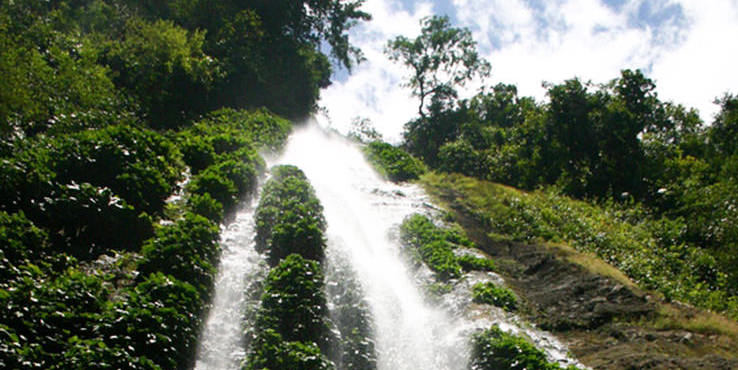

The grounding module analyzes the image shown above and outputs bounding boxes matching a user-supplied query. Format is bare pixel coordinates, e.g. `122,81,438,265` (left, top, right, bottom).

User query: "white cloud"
318,0,738,142
316,0,434,143
652,0,738,120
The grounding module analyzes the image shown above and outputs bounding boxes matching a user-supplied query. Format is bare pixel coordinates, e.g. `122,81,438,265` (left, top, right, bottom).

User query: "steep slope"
421,172,738,369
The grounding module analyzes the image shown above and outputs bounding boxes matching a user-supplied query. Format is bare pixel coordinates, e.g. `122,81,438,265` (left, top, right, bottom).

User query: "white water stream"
194,122,582,369
194,201,267,370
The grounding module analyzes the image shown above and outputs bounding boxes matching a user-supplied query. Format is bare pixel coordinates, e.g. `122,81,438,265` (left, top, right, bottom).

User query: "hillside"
419,172,738,369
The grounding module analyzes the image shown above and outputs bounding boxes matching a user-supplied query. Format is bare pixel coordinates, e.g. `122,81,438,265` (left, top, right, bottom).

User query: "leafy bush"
470,326,579,370
255,165,326,265
137,212,220,297
45,125,182,216
0,211,48,269
30,182,154,258
0,20,130,139
104,273,202,369
0,265,109,369
458,254,496,272
364,141,426,182
471,282,517,311
437,140,489,178
187,193,224,223
246,254,333,369
103,18,220,128
187,167,238,212
194,108,292,151
244,329,334,370
400,213,479,280
180,135,217,174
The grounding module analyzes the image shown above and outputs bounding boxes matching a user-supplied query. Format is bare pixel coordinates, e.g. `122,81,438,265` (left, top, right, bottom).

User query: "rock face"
510,248,652,331
442,196,738,370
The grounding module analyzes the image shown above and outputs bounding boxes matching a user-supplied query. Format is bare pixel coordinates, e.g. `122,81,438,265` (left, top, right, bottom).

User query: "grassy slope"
419,172,738,338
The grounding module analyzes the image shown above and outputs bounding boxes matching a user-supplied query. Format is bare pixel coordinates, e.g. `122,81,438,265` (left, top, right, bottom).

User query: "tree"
385,15,490,119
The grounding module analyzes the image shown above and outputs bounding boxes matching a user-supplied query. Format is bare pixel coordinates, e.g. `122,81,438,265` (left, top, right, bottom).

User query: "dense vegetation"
363,141,426,182
247,165,376,370
0,108,286,368
1,0,369,368
470,327,579,370
389,16,738,320
471,282,518,312
399,213,495,280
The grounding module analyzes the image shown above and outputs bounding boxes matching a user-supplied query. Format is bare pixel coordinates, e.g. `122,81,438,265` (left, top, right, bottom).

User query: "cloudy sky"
316,0,738,143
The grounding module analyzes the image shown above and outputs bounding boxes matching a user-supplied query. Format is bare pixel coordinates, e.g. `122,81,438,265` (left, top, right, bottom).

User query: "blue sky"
318,0,738,143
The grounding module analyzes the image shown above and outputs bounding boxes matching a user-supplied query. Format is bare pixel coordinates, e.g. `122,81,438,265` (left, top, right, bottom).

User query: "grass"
650,304,738,339
543,242,639,291
420,171,738,320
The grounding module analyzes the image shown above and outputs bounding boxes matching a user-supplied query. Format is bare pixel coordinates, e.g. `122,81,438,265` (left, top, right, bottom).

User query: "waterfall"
270,123,471,369
194,121,582,369
194,201,267,370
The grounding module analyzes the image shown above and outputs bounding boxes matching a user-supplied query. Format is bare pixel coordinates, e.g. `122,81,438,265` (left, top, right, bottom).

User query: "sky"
316,0,738,143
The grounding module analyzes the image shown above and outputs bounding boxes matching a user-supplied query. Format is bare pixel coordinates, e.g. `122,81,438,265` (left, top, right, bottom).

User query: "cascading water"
194,121,583,369
269,124,470,369
194,200,268,370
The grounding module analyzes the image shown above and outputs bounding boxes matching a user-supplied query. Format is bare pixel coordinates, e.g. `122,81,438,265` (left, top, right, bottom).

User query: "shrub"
364,141,426,182
256,254,331,345
187,193,224,223
137,213,220,297
104,273,202,369
245,254,333,369
244,329,334,370
187,167,238,212
180,136,217,174
30,182,153,258
438,139,489,178
458,254,496,272
400,214,477,280
0,266,109,369
471,282,517,311
470,326,579,370
254,165,326,264
183,108,292,152
46,125,182,216
0,210,48,268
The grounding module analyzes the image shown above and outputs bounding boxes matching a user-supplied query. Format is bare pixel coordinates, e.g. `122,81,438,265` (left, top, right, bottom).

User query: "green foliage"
137,213,220,297
422,172,738,318
104,273,202,369
31,182,153,258
437,140,489,178
0,9,131,139
187,192,224,223
470,326,579,370
471,282,517,311
46,124,182,216
400,213,483,280
246,254,334,370
187,159,257,213
103,18,219,128
0,265,109,369
257,254,331,345
255,165,326,265
0,211,49,270
364,141,426,182
457,254,495,272
244,329,334,370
